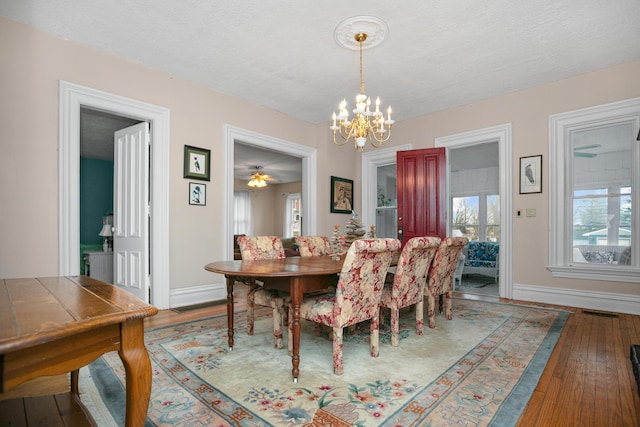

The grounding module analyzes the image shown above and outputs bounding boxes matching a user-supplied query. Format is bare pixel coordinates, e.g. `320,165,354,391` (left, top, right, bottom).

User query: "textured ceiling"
5,1,639,182
3,0,639,125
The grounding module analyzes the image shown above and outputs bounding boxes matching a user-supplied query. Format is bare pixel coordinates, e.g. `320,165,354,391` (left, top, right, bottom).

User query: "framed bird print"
189,182,206,206
184,145,211,181
520,155,542,194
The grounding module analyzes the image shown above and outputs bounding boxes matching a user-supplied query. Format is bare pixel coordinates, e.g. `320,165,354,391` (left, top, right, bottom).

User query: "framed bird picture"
184,145,211,181
189,182,206,206
520,155,542,194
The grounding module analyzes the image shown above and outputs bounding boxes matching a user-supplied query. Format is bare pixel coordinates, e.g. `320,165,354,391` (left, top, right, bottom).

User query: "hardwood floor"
147,288,640,426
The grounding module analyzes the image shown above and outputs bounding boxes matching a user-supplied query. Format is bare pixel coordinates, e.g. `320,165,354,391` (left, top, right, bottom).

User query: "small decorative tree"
331,224,344,260
343,210,366,246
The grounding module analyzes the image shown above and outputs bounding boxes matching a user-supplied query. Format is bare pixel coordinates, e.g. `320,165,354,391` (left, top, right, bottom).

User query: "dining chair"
236,235,289,349
290,238,400,375
379,236,441,346
293,235,338,347
425,237,469,328
294,235,333,257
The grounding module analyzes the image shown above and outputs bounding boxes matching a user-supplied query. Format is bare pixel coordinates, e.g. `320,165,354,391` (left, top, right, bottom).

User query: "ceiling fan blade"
574,144,601,151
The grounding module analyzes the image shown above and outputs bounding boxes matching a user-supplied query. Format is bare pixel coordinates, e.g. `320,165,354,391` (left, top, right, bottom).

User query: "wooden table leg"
118,318,152,427
226,276,235,349
290,277,302,382
70,369,80,396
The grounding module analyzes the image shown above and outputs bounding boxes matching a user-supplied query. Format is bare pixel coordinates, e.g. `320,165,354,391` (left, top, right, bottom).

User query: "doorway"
449,142,500,296
224,125,317,259
362,124,513,299
59,81,171,308
435,124,513,299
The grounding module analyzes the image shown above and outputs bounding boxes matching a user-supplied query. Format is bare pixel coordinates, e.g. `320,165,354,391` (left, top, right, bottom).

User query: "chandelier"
247,166,269,188
330,21,394,152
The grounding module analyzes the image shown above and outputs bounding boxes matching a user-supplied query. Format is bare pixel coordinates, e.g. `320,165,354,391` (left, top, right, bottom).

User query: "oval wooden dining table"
205,255,344,382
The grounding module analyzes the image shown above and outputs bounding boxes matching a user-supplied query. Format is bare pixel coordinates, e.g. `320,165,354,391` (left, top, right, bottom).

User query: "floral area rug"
79,298,569,426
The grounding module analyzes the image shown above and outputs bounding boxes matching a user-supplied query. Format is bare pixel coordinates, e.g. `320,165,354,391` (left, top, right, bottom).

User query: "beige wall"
392,60,640,296
0,17,358,288
1,17,638,301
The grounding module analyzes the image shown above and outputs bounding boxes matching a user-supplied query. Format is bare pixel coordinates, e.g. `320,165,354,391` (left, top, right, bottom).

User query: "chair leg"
444,291,453,321
332,327,344,376
370,315,380,358
272,305,284,349
427,294,436,329
390,308,400,347
415,300,424,336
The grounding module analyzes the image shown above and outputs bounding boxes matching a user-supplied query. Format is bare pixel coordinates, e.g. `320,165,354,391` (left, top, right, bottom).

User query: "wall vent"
582,310,618,318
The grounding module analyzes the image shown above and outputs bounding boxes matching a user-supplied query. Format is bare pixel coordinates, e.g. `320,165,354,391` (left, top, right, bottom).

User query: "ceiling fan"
247,166,274,188
573,144,601,158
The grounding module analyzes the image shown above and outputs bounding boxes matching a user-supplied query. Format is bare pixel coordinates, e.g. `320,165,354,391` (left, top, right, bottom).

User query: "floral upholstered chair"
290,238,400,375
295,235,333,257
236,235,289,349
379,236,441,346
425,237,469,329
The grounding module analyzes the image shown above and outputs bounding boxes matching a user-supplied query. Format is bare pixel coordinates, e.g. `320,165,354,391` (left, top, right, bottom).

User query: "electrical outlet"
526,208,536,217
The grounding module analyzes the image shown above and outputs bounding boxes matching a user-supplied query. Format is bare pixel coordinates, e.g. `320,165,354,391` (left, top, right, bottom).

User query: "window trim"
548,97,640,282
284,192,301,238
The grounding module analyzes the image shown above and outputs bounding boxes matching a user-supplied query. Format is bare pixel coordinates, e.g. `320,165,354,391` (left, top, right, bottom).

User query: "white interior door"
113,122,150,302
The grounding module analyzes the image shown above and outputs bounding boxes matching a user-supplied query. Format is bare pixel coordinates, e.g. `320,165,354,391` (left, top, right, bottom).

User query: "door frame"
223,125,317,259
58,81,171,308
435,123,513,299
361,144,413,231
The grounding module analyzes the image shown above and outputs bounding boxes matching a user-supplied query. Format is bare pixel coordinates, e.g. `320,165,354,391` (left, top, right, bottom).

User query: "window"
233,191,251,235
284,193,301,237
452,194,500,242
549,98,639,282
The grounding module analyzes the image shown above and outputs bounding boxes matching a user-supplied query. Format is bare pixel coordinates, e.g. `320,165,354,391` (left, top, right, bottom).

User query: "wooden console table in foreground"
0,276,158,427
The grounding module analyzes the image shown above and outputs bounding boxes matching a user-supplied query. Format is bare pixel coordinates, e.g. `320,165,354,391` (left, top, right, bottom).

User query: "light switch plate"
526,208,536,217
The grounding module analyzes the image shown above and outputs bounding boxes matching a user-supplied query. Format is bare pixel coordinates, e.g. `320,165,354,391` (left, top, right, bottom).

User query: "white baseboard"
513,283,640,315
169,281,640,315
169,282,227,309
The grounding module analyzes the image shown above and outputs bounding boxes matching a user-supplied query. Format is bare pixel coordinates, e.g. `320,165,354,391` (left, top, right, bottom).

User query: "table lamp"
98,215,113,252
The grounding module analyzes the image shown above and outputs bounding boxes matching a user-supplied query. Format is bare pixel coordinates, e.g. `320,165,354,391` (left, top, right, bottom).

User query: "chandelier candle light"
330,18,394,151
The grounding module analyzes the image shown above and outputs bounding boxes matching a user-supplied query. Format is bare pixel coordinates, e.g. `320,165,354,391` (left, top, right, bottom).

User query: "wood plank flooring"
6,286,640,426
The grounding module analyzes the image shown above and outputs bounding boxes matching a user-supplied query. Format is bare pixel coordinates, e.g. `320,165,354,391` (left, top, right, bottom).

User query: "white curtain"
233,191,251,235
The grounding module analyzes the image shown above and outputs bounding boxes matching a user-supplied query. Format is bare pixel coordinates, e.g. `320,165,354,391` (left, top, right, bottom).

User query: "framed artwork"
183,145,210,181
331,176,353,214
520,155,542,194
189,182,206,206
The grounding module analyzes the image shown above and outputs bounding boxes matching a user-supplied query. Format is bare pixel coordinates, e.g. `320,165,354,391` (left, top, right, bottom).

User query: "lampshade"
99,224,113,237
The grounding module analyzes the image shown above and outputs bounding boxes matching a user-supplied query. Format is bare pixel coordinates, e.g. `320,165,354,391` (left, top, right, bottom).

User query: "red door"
397,148,446,246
